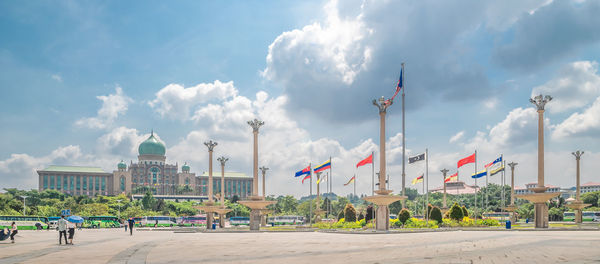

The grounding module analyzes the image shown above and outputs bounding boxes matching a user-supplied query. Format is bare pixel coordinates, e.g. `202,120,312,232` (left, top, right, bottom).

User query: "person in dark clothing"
9,222,18,243
127,218,135,236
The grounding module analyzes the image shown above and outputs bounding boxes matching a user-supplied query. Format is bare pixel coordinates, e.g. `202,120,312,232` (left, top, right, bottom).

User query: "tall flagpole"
354,174,356,197
309,162,312,226
474,150,478,221
425,148,429,227
371,151,375,196
330,156,332,203
401,63,406,209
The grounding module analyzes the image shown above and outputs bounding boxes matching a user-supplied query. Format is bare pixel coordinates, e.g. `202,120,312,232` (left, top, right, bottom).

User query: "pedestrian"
67,221,75,245
124,220,128,232
9,222,18,243
127,218,135,236
58,215,68,245
154,219,158,228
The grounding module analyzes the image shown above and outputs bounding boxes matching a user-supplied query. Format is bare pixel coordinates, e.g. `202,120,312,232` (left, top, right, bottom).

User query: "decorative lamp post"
21,195,28,216
194,140,220,230
239,119,275,231
516,94,558,228
566,151,590,223
260,166,269,227
215,156,232,228
363,96,406,231
440,169,449,210
504,162,518,223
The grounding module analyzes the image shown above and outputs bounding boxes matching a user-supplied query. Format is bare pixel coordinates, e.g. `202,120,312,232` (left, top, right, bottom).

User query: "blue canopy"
67,215,84,223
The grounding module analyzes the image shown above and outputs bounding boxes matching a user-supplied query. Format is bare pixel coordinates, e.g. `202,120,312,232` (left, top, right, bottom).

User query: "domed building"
37,131,253,199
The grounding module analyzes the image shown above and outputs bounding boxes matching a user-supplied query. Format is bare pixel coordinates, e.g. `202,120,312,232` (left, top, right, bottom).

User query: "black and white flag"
409,153,425,164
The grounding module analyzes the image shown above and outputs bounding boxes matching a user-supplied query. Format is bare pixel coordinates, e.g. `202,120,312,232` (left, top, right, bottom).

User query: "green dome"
138,132,166,156
182,163,190,171
118,160,127,169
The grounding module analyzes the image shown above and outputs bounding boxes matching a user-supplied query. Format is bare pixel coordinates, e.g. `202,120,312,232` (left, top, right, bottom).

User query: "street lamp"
116,199,122,219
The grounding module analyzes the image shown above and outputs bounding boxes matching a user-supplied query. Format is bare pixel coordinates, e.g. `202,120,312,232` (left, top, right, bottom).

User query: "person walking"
124,219,128,232
127,218,135,236
9,222,18,243
67,221,76,245
58,215,68,245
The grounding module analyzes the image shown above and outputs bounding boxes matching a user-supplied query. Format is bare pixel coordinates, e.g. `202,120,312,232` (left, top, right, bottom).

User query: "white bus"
267,215,305,225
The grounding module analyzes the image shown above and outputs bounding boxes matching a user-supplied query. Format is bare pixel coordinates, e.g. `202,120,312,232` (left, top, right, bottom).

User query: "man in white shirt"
58,215,68,245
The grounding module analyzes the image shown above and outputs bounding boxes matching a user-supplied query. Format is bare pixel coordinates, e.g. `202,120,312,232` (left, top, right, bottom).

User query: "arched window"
185,178,190,185
120,176,126,191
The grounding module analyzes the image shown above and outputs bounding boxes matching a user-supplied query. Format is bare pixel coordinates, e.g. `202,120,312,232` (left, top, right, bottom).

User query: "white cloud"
449,131,465,143
75,86,132,129
553,96,600,139
532,61,600,113
148,80,237,120
96,126,148,157
51,74,62,82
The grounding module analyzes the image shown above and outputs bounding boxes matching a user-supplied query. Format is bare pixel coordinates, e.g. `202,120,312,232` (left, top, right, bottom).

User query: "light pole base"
363,192,406,231
250,210,261,231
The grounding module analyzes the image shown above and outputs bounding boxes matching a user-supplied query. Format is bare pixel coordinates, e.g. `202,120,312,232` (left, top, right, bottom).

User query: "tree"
430,206,442,224
344,203,357,222
461,206,469,217
516,203,534,220
549,207,563,221
337,210,344,220
79,203,109,216
365,205,374,222
449,203,464,221
582,192,599,207
398,208,411,226
231,195,240,204
357,211,365,221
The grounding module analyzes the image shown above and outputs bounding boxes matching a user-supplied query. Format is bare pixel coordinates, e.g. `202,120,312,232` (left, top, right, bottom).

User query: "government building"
37,132,253,199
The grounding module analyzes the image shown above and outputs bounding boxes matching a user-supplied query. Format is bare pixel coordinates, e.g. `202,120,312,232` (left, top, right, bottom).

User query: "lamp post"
440,169,449,209
216,156,232,228
239,119,275,231
507,162,518,207
566,151,589,223
260,166,269,227
204,140,218,229
21,195,28,216
516,94,558,228
363,96,405,231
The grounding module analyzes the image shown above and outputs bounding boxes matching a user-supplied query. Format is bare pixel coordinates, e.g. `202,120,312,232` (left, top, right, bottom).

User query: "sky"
1,0,600,198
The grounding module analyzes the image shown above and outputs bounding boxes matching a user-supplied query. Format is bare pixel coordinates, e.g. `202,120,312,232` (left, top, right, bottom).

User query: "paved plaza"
1,229,599,264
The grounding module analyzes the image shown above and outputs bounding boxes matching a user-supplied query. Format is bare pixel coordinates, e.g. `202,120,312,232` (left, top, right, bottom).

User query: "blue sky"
1,0,600,197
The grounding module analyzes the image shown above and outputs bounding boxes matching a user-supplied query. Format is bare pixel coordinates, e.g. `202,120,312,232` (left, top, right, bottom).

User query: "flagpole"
474,150,478,222
309,162,312,226
485,156,489,212
501,157,505,222
329,156,332,212
371,151,375,196
425,148,429,227
354,174,356,197
401,62,406,209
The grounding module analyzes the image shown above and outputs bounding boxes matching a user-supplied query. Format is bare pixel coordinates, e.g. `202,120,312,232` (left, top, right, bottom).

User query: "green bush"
430,206,443,224
344,203,357,222
337,210,344,220
461,206,469,217
404,218,438,228
398,208,411,226
357,212,365,221
449,203,464,221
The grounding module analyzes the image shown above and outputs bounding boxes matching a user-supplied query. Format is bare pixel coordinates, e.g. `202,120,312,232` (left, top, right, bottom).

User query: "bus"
84,216,121,228
482,212,510,222
141,216,177,227
267,215,305,225
563,211,600,222
0,216,48,230
177,215,207,227
229,216,250,226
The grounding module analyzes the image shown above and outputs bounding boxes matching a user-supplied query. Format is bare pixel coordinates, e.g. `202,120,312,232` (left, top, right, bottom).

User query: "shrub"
337,210,344,220
398,208,411,226
344,203,357,222
365,205,374,222
404,217,438,229
427,204,433,218
449,203,464,221
461,206,469,217
357,212,365,221
430,206,443,224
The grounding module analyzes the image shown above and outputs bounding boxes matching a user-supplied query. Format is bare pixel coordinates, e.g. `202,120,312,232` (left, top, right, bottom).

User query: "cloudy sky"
1,0,599,197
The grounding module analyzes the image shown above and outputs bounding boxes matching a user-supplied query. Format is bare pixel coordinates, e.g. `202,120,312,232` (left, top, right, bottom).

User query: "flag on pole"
411,174,424,185
302,174,311,184
314,160,331,173
344,176,355,186
458,153,476,168
484,156,502,168
317,173,328,184
385,69,403,105
356,154,373,168
471,169,487,179
295,166,311,177
489,165,505,176
445,172,458,183
409,153,425,164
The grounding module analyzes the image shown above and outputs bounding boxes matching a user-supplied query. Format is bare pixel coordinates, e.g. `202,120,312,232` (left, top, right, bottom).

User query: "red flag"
457,153,476,168
302,174,311,184
445,172,458,183
356,154,373,168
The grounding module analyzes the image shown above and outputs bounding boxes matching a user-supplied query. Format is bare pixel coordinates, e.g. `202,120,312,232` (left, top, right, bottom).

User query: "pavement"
1,228,599,263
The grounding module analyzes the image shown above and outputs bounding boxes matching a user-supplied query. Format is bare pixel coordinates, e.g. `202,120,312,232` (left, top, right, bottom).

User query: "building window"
76,176,80,190
202,179,207,195
43,175,48,189
63,176,68,192
89,176,93,191
83,177,87,191
95,177,100,191
56,175,62,190
101,177,106,191
247,181,251,195
120,176,126,191
185,178,189,185
70,176,74,191
50,176,55,189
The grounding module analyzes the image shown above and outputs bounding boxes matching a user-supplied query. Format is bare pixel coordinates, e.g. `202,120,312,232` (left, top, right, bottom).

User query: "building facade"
38,132,252,198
